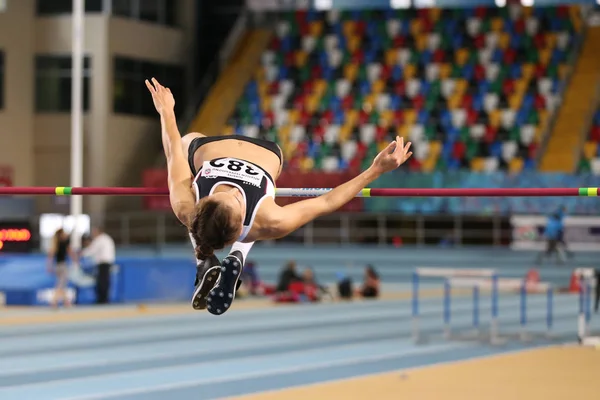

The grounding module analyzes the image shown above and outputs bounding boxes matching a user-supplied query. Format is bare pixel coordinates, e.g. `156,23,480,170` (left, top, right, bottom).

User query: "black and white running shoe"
191,255,222,310
206,251,244,316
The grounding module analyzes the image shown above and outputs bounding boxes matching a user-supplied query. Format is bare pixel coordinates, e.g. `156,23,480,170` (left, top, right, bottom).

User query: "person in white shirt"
82,226,116,304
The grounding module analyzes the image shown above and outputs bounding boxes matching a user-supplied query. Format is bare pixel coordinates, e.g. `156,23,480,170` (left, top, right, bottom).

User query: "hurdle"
576,268,599,347
412,268,555,345
411,268,498,343
446,277,554,343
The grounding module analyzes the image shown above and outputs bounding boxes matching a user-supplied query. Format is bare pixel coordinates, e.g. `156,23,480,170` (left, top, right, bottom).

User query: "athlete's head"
189,189,244,259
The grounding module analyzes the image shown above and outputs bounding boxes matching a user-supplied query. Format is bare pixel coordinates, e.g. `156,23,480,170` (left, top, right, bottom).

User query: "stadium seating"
580,108,600,175
227,5,580,173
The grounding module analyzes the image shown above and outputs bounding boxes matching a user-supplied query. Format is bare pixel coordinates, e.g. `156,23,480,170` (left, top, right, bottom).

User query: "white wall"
34,4,195,215
33,16,109,213
0,0,35,187
0,0,196,217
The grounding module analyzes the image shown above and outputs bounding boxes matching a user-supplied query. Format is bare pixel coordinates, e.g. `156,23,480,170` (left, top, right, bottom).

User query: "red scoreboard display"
0,222,33,253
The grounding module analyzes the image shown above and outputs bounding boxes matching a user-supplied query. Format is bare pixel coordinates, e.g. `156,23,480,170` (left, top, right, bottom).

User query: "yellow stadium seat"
455,79,468,94
397,124,410,139
439,63,452,79
488,110,501,128
403,64,417,80
295,50,308,67
363,94,376,110
498,32,510,50
415,35,427,52
261,97,272,112
447,93,463,110
421,156,437,173
521,64,534,80
545,33,557,49
429,140,442,156
345,110,359,127
347,35,362,53
258,81,269,96
305,95,320,114
381,110,394,127
288,109,299,125
509,158,524,174
378,141,389,152
300,157,315,172
279,124,291,138
538,48,551,66
343,20,356,37
372,80,386,94
385,49,397,66
344,63,359,81
283,140,296,160
340,124,352,142
559,64,570,81
404,109,417,125
584,142,598,160
314,79,327,96
309,21,323,37
509,93,523,110
410,19,422,36
454,48,469,67
522,6,533,17
491,17,504,32
429,8,441,22
514,78,528,95
470,157,485,172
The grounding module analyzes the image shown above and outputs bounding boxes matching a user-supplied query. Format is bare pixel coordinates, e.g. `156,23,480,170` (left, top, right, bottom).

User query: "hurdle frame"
413,268,555,346
576,268,599,346
411,268,497,344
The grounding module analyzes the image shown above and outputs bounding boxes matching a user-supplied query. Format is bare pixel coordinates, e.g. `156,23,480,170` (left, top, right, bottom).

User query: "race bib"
201,158,264,187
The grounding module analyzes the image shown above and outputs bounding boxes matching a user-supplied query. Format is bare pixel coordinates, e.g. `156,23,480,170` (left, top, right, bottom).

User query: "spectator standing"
81,227,116,304
46,228,77,308
535,212,563,265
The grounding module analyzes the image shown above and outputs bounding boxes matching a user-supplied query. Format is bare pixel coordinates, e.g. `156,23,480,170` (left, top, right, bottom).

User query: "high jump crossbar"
0,187,598,197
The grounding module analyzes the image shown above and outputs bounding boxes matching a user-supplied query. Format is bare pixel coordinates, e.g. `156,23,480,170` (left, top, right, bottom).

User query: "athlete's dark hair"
189,197,239,259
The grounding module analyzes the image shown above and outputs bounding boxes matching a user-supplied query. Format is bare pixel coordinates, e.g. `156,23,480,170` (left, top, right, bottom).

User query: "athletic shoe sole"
191,266,221,310
206,254,242,316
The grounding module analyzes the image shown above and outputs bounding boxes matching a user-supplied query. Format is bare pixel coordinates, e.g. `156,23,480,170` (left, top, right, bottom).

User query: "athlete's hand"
145,77,175,115
370,136,412,176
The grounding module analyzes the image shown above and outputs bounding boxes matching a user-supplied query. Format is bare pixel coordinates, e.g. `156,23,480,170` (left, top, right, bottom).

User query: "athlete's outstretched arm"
146,78,195,226
266,137,412,239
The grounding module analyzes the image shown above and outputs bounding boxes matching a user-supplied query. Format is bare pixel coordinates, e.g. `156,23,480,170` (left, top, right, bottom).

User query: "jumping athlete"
146,78,412,316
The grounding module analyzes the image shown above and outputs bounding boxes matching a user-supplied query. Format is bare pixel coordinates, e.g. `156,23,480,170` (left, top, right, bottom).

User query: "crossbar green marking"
55,187,73,196
579,188,598,197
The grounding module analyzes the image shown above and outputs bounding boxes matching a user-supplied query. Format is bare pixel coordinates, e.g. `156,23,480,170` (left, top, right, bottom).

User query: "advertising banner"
0,221,33,253
510,215,600,252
